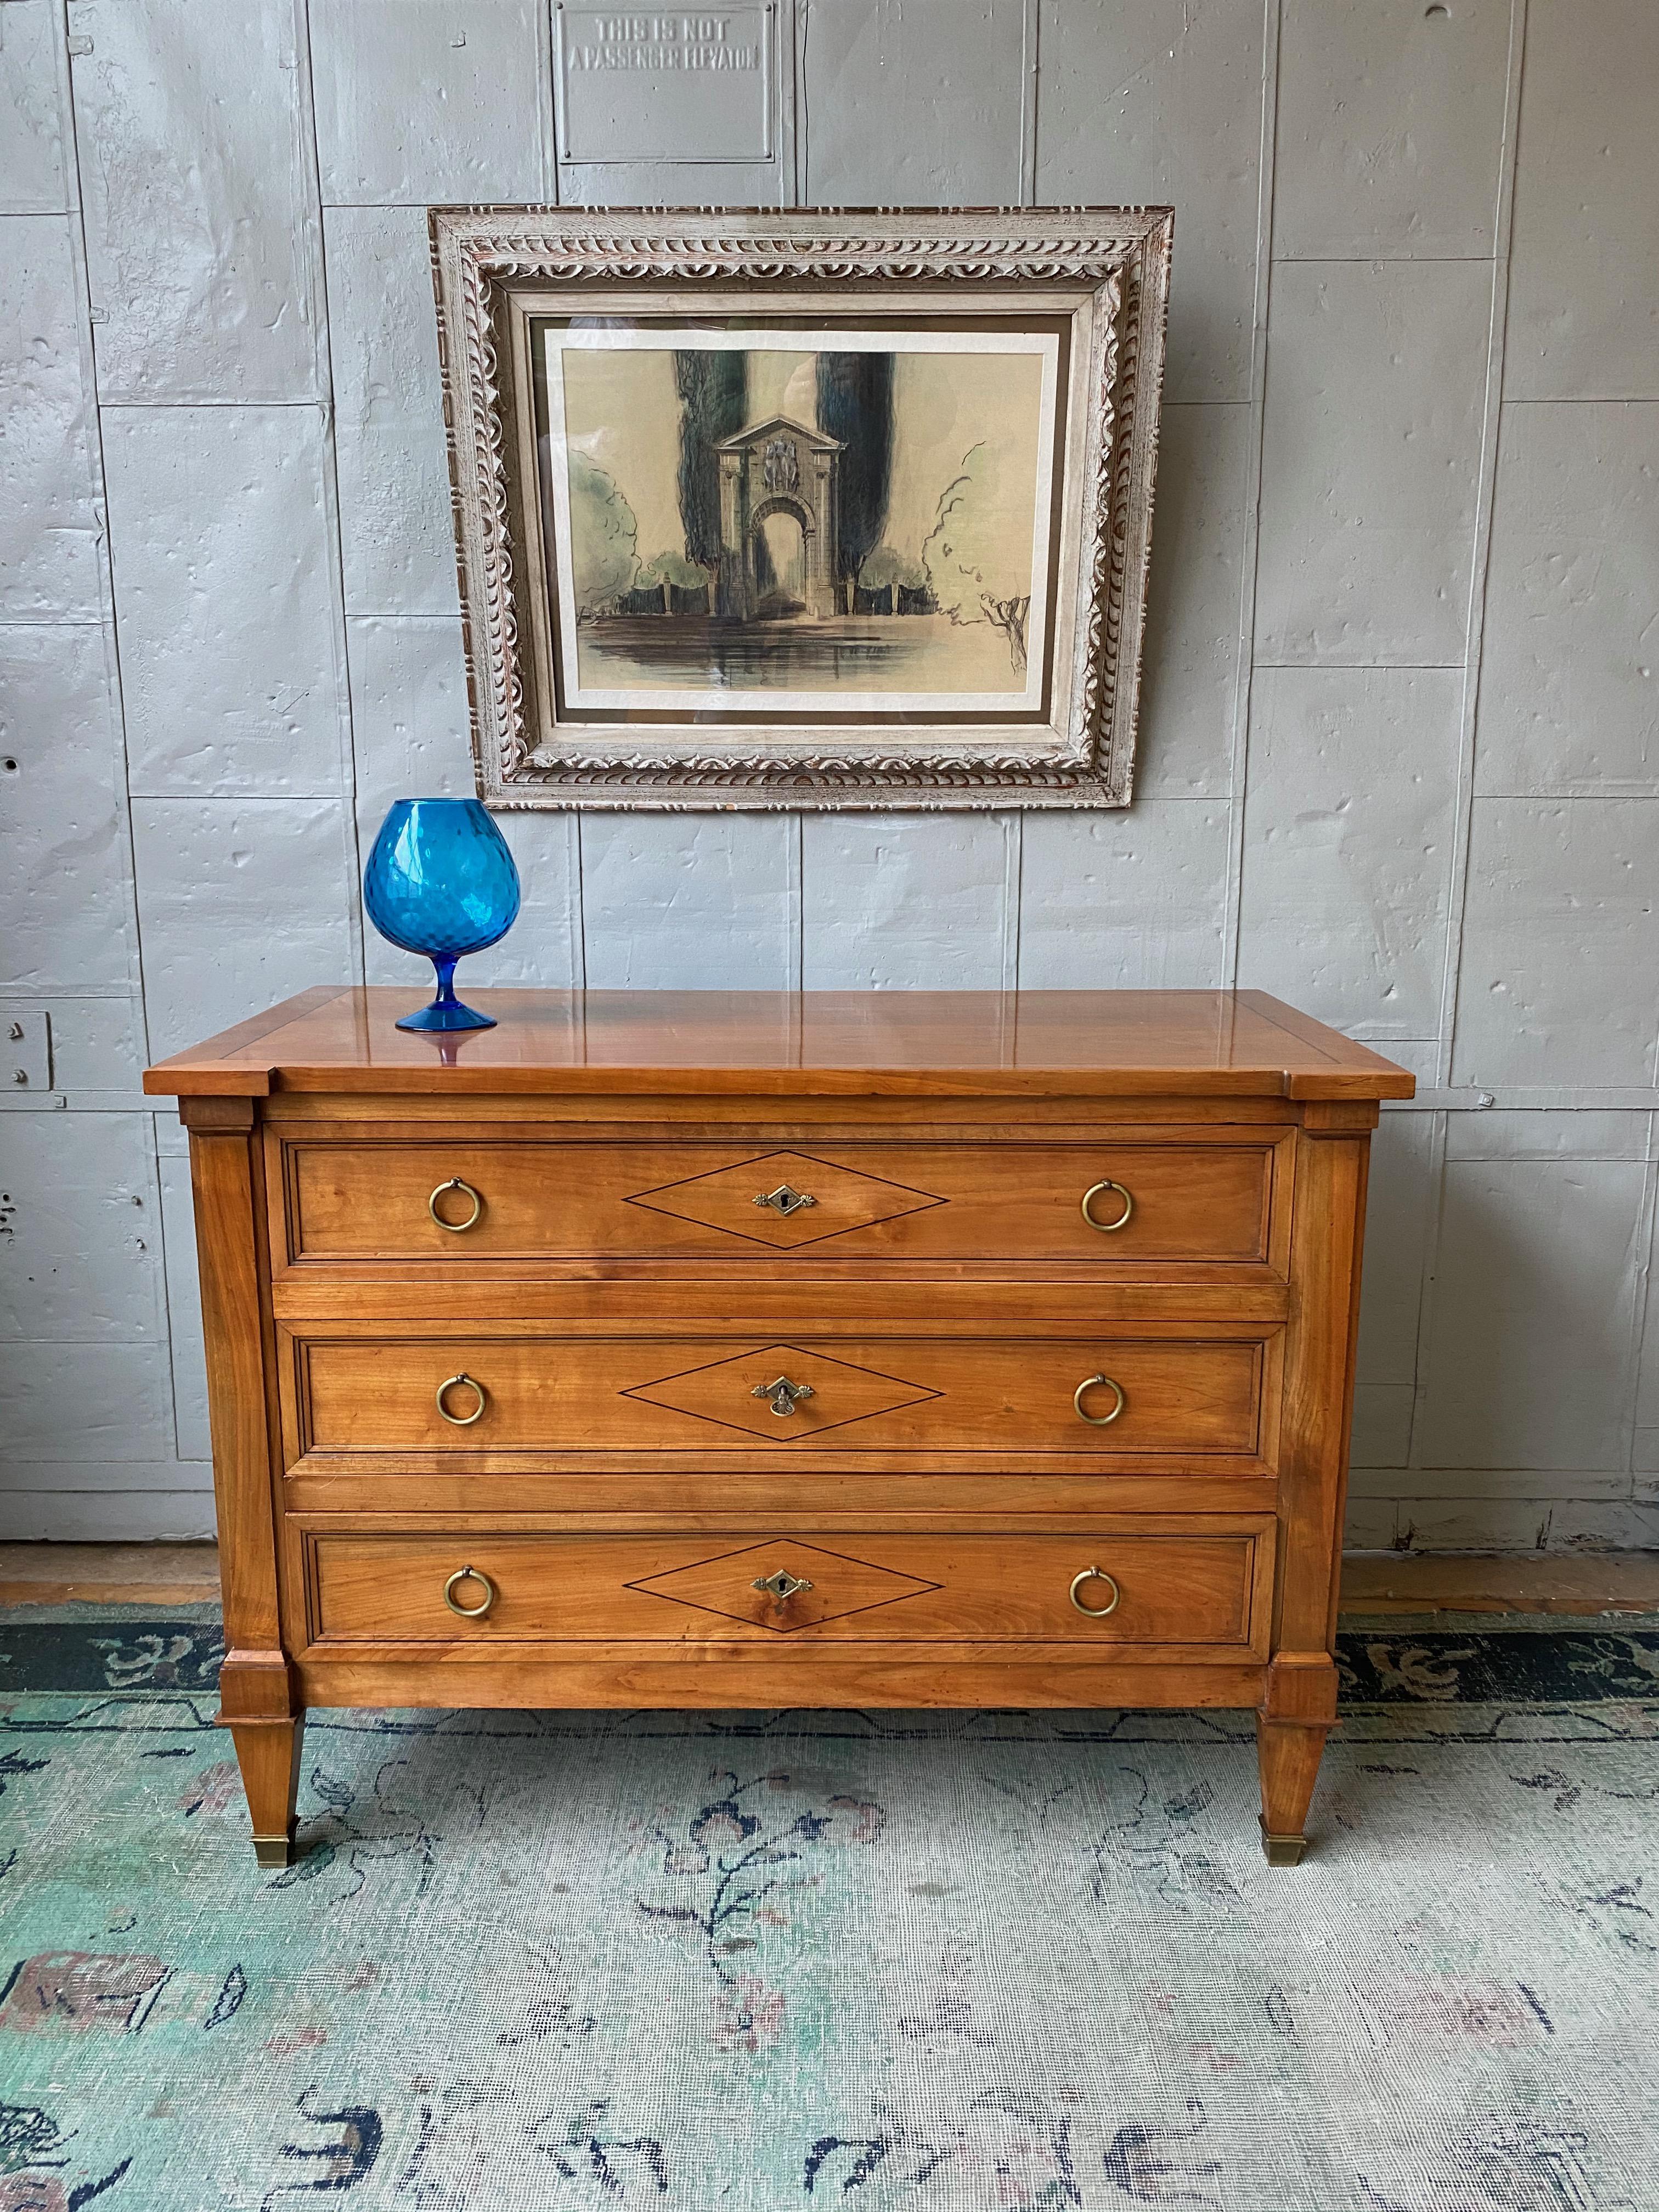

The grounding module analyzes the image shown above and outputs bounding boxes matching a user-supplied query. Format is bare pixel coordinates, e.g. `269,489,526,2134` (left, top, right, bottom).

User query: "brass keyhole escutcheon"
1069,1566,1121,1618
752,1375,815,1418
1080,1179,1134,1233
1073,1373,1126,1426
430,1177,483,1232
753,1568,814,1606
754,1183,817,1217
436,1372,488,1425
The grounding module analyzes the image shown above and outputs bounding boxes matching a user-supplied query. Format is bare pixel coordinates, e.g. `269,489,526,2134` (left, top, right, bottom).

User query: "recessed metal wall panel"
324,207,460,620
1452,799,1659,1090
0,1113,165,1342
0,0,69,214
801,816,1009,989
101,405,350,799
1474,401,1659,795
0,215,102,620
1354,1111,1435,1393
1038,0,1267,404
0,625,132,992
1,1340,179,1464
488,814,582,990
68,0,323,401
346,616,472,824
129,797,358,1058
37,998,148,1109
309,0,550,205
1018,805,1231,989
1274,0,1513,259
579,815,795,989
803,0,1024,205
1135,404,1252,799
1255,259,1491,666
1238,667,1460,1037
1506,0,1659,400
1417,1152,1647,1471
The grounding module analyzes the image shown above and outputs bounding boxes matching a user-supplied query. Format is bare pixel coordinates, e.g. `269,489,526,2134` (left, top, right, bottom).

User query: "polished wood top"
144,988,1414,1102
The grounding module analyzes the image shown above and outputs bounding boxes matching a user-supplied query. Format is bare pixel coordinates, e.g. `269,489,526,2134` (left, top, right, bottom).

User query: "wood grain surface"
145,988,1417,1101
276,1133,1279,1266
307,1526,1273,1652
146,988,1409,1861
285,1331,1268,1463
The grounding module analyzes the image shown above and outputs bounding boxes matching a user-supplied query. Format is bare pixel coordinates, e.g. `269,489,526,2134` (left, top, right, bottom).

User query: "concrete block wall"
2,0,1656,1548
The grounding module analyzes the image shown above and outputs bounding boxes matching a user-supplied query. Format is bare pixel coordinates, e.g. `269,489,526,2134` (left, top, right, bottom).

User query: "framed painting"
431,207,1173,810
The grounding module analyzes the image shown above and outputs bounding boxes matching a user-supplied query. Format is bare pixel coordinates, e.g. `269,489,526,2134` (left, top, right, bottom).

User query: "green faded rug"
2,1610,1657,2211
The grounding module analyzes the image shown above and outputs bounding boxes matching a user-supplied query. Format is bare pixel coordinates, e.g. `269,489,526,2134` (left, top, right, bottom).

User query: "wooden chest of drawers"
145,987,1412,1867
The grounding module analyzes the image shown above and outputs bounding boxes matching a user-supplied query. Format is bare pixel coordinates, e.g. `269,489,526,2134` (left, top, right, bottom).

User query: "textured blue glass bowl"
363,798,521,1032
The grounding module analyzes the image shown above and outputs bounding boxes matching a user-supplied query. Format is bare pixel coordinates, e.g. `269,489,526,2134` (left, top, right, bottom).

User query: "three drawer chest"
145,987,1412,1867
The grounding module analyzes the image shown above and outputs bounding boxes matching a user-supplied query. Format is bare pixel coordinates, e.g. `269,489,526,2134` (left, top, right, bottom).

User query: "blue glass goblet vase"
363,798,521,1033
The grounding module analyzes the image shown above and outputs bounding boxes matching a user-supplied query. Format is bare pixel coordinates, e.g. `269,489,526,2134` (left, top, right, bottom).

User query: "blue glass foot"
395,955,496,1033
396,998,496,1033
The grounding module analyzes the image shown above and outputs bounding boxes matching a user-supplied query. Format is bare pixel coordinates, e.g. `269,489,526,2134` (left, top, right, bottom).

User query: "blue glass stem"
394,953,496,1033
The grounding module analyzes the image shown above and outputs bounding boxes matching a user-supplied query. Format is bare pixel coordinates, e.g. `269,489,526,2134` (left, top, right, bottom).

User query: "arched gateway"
713,413,844,620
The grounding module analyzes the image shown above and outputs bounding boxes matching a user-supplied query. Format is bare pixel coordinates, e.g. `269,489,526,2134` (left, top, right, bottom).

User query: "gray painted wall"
3,0,1657,1548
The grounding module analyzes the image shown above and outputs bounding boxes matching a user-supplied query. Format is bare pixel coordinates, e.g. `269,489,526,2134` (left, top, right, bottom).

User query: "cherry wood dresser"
145,988,1412,1868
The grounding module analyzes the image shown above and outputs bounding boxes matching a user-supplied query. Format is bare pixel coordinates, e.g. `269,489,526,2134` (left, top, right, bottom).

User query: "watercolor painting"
537,325,1060,714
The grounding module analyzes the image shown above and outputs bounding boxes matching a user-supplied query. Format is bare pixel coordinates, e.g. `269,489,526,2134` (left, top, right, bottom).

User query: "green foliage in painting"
569,452,638,614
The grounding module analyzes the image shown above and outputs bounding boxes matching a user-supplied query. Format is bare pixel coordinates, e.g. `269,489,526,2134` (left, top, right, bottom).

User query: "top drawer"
270,1133,1282,1269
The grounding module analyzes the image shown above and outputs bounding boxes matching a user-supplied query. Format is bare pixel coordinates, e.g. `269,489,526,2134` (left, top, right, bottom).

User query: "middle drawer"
280,1330,1272,1468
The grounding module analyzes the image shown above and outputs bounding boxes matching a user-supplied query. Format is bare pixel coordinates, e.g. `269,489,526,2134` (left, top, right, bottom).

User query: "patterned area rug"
2,1609,1657,2212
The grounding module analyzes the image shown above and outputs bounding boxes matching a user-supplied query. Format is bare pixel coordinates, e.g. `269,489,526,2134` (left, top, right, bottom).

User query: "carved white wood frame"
430,206,1173,811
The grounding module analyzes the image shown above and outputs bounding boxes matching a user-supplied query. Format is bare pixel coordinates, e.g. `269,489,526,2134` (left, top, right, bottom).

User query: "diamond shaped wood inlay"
621,1343,941,1442
627,1540,940,1633
624,1150,945,1248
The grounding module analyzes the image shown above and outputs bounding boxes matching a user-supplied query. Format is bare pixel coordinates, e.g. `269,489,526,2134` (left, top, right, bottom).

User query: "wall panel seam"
1001,814,1023,991
1221,0,1282,989
1622,1131,1659,1479
1405,0,1530,1472
1435,0,1527,1094
298,0,367,991
1018,0,1039,207
57,0,149,1042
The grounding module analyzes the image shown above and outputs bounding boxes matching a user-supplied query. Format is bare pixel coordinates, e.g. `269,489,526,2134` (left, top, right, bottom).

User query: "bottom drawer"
304,1523,1274,1653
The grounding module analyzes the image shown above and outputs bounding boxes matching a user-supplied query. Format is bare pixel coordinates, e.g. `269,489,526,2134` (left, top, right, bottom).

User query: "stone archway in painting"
748,493,814,617
714,414,844,620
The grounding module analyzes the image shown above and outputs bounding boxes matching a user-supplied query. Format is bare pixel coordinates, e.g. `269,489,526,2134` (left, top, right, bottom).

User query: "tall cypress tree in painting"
674,351,746,605
816,353,894,608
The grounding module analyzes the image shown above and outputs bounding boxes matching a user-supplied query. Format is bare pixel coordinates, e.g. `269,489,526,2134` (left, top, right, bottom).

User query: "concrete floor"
2,1543,1657,1615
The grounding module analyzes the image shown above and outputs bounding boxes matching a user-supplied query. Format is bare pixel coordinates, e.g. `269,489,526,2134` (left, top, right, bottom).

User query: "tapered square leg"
228,1716,305,1867
1256,1716,1328,1866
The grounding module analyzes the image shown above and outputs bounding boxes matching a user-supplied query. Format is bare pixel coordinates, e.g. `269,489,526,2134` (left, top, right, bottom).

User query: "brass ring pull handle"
1080,1179,1134,1233
435,1372,487,1425
429,1177,483,1233
1069,1566,1121,1618
443,1564,496,1618
1073,1373,1126,1426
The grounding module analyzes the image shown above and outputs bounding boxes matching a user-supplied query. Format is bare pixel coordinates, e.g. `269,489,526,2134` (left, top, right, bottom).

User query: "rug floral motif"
1,1611,1656,2211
